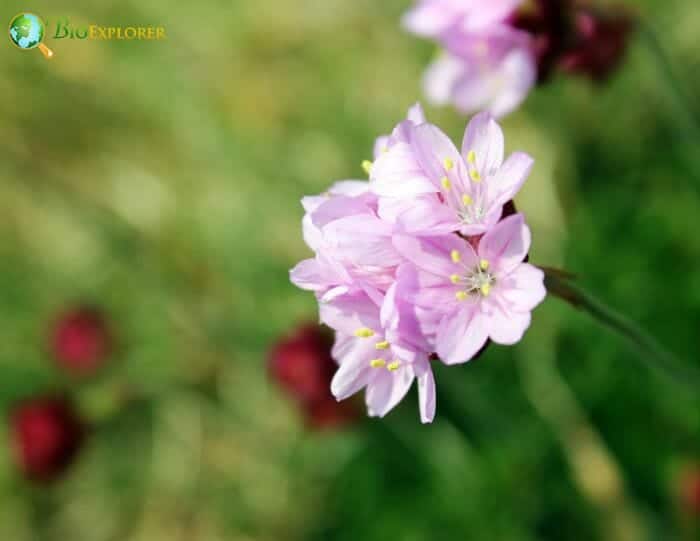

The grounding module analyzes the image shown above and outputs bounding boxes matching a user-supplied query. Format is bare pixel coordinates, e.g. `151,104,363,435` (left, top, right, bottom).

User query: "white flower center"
449,254,495,300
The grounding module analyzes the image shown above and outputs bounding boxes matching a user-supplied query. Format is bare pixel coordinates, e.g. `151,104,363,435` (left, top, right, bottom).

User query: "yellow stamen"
354,327,375,338
370,358,386,368
374,341,390,350
480,259,490,271
456,291,469,302
441,177,451,190
480,283,491,297
467,150,476,164
470,169,481,182
387,361,400,371
443,158,454,171
451,250,461,263
462,194,473,206
362,160,373,175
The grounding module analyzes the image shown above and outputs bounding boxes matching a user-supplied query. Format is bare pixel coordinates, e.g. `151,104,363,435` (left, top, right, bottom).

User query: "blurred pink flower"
394,214,545,364
10,396,85,482
371,111,533,236
50,306,113,377
423,25,536,118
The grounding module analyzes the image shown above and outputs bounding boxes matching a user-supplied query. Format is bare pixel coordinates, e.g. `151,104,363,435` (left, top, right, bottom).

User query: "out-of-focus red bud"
50,306,113,377
558,9,634,82
10,396,85,482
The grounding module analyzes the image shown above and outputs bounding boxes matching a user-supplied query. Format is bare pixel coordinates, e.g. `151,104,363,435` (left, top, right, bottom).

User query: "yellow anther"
387,361,401,371
467,150,476,164
443,158,454,171
455,291,469,302
354,327,375,338
480,259,490,271
450,274,462,284
362,160,373,175
462,194,473,206
480,283,491,297
374,341,390,350
470,169,482,182
370,358,387,368
441,177,452,190
451,250,461,263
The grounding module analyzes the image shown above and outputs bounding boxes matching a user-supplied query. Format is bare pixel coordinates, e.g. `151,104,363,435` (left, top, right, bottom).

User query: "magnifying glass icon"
9,13,54,59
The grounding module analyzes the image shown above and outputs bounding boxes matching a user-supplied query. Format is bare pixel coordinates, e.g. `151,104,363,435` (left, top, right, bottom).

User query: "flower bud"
50,306,113,377
10,396,85,482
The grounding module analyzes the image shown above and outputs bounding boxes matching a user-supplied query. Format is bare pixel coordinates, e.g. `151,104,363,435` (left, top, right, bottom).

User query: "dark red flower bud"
269,323,359,430
680,468,700,516
304,397,360,430
50,306,113,377
10,396,85,482
269,324,337,404
558,8,634,82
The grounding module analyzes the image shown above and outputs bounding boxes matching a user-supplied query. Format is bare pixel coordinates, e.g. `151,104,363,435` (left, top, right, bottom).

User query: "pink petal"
415,360,436,423
328,180,370,196
290,258,327,291
478,213,531,275
365,367,415,418
484,47,536,119
407,102,427,125
319,291,381,336
436,306,489,364
423,54,466,107
323,215,401,267
498,263,546,312
370,142,437,198
483,300,532,345
394,196,461,236
488,151,533,209
393,235,476,278
330,339,375,400
411,123,468,192
462,111,504,176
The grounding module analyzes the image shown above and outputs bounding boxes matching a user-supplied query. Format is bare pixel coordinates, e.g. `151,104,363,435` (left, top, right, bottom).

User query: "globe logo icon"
8,12,54,58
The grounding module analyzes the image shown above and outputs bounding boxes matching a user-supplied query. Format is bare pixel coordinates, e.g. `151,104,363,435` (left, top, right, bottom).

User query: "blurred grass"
0,0,699,539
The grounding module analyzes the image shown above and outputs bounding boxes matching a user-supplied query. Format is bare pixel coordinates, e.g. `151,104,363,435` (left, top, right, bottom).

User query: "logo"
8,12,54,58
8,12,167,59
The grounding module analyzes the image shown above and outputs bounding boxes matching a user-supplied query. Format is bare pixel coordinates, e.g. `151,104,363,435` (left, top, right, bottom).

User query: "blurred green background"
1,0,699,539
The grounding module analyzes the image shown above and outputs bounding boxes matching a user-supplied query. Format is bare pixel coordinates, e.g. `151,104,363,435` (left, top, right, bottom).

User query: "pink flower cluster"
404,0,536,118
403,0,634,117
291,105,546,423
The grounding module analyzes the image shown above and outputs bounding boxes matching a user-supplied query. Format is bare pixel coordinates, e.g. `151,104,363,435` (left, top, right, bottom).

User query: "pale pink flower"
371,111,533,237
393,214,546,364
424,25,536,118
324,287,436,423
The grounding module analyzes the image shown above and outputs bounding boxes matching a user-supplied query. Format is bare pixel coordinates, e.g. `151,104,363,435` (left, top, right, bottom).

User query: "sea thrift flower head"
371,111,533,237
10,396,85,482
394,214,546,364
325,289,436,423
50,305,113,377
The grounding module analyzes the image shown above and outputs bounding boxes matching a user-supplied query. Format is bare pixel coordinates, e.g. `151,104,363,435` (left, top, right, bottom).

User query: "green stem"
543,268,700,393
